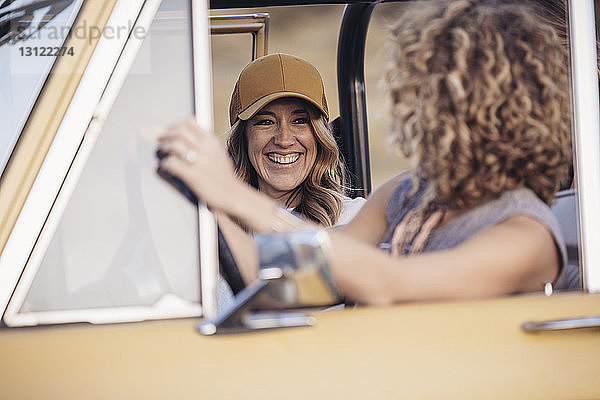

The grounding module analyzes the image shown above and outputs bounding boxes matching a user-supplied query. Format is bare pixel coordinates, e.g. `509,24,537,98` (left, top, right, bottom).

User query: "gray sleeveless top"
382,179,577,290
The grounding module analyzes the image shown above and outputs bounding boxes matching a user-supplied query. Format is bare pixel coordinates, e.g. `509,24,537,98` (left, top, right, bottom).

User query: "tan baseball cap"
229,53,329,125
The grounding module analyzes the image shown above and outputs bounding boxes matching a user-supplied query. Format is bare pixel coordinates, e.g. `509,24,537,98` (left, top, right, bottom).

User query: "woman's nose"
273,123,295,147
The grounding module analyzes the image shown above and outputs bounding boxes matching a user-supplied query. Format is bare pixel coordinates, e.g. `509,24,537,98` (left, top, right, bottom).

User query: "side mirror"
257,230,340,307
198,230,340,335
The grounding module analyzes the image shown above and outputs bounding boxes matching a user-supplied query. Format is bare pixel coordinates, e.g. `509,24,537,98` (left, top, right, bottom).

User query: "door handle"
522,315,600,332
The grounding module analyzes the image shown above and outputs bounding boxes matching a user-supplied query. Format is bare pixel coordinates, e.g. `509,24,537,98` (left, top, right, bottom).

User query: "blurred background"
210,3,410,190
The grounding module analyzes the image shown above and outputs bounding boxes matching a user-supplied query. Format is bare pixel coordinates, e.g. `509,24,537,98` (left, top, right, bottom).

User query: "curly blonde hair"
387,0,572,209
226,103,347,227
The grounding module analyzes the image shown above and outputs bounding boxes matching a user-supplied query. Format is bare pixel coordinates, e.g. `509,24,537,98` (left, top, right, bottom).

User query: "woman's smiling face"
245,98,318,206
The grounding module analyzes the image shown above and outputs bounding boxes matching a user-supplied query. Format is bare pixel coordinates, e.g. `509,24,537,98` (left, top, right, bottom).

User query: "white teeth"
268,153,299,164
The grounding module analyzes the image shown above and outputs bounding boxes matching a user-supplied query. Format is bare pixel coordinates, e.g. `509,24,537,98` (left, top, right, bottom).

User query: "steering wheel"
218,227,246,294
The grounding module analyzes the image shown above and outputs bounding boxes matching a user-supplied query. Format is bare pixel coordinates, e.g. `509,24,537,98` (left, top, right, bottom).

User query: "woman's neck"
257,185,301,209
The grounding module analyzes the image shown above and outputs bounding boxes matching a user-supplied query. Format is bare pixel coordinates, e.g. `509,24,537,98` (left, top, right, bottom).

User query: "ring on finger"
185,149,197,163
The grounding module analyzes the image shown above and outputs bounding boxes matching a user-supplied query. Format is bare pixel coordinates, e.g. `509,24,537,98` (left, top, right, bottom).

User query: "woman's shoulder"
341,195,367,208
433,187,560,244
478,188,557,226
337,196,367,225
430,187,569,284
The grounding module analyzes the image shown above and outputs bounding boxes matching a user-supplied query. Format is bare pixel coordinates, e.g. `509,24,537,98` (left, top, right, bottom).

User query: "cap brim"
237,92,329,121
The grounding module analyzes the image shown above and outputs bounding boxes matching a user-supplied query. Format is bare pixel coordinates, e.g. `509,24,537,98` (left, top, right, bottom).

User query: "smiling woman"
225,53,365,227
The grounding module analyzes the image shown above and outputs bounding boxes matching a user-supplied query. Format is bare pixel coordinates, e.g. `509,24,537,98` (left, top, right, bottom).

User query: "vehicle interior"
0,0,599,398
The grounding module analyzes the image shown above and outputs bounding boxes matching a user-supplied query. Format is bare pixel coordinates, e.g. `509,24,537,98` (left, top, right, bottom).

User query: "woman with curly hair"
158,0,576,304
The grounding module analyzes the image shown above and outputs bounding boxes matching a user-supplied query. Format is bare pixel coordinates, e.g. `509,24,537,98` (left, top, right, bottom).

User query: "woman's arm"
328,214,560,305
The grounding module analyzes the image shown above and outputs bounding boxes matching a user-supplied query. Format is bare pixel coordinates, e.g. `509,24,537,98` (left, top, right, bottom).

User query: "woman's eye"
254,119,274,126
293,117,309,124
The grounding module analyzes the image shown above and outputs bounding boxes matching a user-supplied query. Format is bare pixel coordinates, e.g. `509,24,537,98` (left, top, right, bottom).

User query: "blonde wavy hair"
226,103,347,227
387,0,572,210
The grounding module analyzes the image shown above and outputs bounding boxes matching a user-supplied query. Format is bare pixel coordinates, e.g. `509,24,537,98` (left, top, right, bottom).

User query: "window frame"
209,13,270,59
0,0,217,325
568,0,600,292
